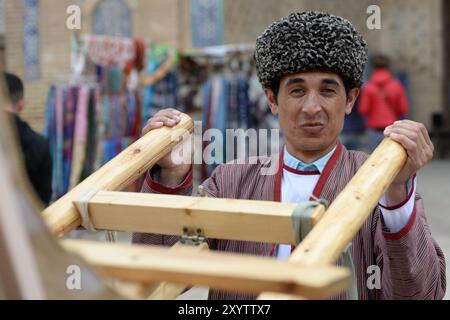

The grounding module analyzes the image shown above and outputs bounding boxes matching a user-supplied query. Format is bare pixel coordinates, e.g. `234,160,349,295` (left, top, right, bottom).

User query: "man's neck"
285,140,337,164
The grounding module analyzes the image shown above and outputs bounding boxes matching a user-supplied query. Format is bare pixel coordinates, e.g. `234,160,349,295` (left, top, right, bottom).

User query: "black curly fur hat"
255,11,368,89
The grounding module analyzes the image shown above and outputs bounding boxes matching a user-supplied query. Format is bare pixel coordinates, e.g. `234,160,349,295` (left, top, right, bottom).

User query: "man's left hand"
383,120,434,204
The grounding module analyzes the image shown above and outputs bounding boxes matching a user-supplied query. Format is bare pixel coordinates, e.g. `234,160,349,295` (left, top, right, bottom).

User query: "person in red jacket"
359,54,409,152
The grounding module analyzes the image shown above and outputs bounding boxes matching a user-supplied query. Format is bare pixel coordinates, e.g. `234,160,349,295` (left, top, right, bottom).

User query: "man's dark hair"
3,72,24,106
372,54,390,69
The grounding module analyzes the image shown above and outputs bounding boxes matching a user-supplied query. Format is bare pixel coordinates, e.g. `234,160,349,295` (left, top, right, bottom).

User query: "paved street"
416,160,450,300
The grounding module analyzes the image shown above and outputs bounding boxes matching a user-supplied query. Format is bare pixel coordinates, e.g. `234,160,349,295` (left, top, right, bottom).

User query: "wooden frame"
0,73,407,301
41,108,405,299
84,190,324,244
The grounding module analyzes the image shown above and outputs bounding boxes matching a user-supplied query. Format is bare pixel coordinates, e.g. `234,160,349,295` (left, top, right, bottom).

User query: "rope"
341,242,358,300
291,199,359,300
74,188,118,243
291,199,328,245
74,188,99,232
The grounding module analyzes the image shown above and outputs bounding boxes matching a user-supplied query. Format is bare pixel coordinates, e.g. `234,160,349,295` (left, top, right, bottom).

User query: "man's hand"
383,120,434,204
142,108,192,187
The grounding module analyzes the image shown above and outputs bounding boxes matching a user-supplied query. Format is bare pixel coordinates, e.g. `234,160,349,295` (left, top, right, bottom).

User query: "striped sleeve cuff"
145,166,193,194
379,175,416,236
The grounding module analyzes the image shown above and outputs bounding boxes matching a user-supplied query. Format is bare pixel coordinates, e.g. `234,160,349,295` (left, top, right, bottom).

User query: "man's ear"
345,88,360,115
264,88,279,115
16,99,26,113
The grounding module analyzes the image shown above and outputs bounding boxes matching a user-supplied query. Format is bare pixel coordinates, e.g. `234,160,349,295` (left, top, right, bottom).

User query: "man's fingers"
157,108,182,120
153,116,178,126
142,121,162,134
388,132,421,163
385,121,433,162
388,130,426,167
389,132,416,150
391,120,433,148
148,121,164,129
385,125,425,146
143,114,181,130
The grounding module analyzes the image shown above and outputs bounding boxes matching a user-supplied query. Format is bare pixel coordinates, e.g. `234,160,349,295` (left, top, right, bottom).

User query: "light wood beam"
85,191,325,244
63,239,350,299
42,113,193,238
258,138,407,299
147,241,210,300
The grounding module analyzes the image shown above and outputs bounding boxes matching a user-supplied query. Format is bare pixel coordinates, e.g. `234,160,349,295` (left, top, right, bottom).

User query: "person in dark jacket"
3,72,52,205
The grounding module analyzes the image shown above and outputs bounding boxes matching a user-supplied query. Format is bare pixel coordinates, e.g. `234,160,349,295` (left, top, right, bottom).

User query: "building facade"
2,0,448,131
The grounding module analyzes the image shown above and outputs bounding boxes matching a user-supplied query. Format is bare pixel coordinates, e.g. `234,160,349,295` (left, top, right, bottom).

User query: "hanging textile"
44,34,145,201
44,83,141,201
197,54,280,180
83,34,135,67
69,86,89,189
80,88,99,182
142,45,179,126
201,74,229,178
62,87,77,193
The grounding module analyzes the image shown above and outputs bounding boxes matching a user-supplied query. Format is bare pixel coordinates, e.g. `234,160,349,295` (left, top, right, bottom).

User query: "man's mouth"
301,122,323,127
299,122,325,133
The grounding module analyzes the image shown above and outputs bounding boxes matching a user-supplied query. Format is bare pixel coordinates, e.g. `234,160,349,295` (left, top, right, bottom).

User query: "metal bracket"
180,226,206,246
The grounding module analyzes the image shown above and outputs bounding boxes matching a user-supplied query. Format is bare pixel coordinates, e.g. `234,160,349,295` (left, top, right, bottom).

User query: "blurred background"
0,0,449,299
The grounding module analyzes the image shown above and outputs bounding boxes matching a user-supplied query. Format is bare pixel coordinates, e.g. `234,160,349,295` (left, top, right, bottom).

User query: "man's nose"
302,92,322,115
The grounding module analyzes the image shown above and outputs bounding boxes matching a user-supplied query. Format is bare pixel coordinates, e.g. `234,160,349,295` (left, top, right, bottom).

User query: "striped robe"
133,143,446,300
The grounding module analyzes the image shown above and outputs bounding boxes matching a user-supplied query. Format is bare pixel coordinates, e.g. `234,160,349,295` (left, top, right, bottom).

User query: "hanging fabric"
69,86,90,189
83,34,135,67
142,45,179,126
44,83,142,201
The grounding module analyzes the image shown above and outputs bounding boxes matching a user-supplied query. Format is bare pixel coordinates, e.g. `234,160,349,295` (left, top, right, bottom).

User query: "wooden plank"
86,191,323,244
0,78,117,300
0,75,46,299
42,113,194,238
62,239,350,299
146,242,209,300
258,138,407,299
108,241,209,299
289,138,407,266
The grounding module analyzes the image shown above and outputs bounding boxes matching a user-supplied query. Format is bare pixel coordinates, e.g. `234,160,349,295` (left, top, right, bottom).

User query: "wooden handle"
42,113,194,238
258,138,407,299
289,138,407,266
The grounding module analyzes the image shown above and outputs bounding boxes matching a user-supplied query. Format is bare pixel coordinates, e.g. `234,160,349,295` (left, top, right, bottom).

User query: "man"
133,12,446,299
359,54,409,152
3,72,52,205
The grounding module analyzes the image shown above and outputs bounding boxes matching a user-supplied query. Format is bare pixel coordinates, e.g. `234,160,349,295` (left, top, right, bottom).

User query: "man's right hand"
143,108,192,187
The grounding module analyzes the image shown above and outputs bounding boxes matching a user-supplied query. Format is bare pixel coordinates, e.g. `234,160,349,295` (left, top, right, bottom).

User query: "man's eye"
322,88,336,94
291,89,304,94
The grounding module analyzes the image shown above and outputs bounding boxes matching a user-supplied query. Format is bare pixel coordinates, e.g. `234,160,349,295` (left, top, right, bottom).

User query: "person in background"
3,72,52,205
340,96,366,150
358,54,409,152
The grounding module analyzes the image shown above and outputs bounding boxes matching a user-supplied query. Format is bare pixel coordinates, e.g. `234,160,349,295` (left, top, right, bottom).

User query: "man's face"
265,71,359,155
